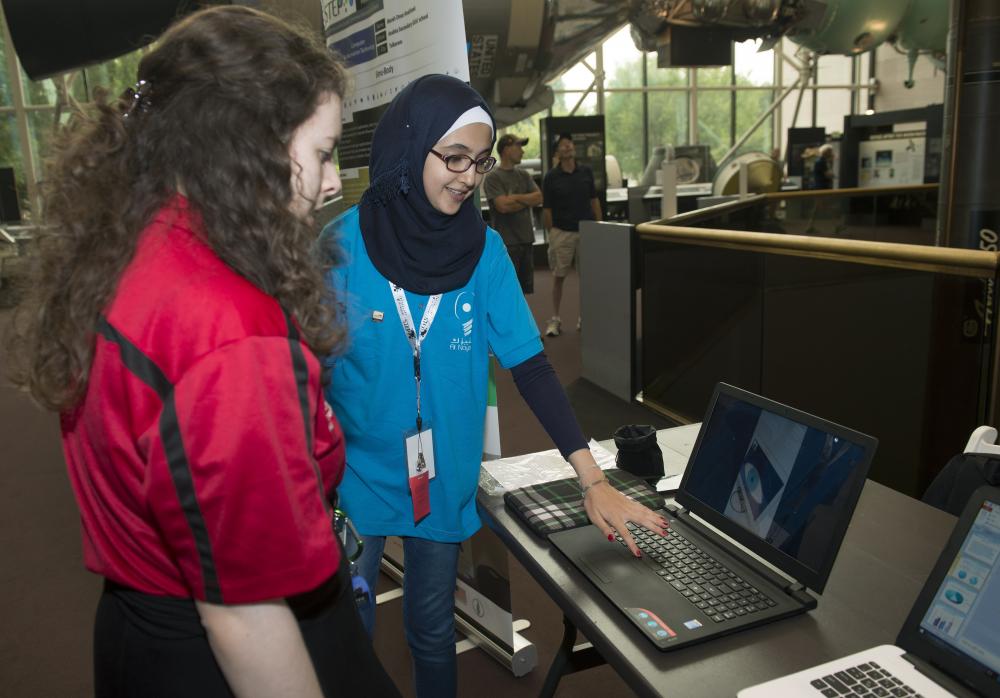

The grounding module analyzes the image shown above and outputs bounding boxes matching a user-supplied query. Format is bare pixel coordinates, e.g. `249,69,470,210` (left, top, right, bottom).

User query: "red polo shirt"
61,196,345,604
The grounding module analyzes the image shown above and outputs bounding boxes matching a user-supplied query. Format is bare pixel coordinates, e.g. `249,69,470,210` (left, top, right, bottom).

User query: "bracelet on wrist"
581,476,608,498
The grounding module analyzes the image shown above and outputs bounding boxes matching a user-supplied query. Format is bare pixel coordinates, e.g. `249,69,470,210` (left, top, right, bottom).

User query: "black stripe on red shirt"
97,316,224,603
283,312,335,522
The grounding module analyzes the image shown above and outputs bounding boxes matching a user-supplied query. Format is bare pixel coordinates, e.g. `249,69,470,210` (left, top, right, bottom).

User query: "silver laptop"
739,485,1000,698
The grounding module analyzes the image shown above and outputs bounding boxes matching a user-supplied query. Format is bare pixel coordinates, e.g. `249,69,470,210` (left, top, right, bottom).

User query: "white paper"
479,426,703,496
479,439,617,496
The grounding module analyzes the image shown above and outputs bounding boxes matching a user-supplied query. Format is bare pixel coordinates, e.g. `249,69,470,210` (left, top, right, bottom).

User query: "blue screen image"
683,394,869,574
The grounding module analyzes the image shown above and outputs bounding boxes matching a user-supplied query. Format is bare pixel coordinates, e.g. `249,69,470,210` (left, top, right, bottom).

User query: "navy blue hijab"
359,74,496,295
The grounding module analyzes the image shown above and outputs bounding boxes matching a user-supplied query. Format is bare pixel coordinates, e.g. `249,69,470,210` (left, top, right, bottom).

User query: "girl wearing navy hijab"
323,74,668,697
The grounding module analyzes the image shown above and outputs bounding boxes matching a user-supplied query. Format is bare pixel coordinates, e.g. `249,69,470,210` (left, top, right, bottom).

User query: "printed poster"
322,0,470,205
857,132,926,189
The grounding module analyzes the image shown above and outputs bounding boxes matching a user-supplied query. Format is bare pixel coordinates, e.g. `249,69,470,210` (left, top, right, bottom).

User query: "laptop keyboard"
810,661,923,697
621,523,777,623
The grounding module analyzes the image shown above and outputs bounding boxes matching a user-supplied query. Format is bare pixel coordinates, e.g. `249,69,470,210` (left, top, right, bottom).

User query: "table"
478,436,956,697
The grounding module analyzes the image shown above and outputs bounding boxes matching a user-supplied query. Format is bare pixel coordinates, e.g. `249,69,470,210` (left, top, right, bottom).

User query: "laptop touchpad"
582,548,638,584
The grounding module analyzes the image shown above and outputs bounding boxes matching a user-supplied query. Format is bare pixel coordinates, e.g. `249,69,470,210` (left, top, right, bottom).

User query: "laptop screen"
917,498,1000,684
678,384,875,592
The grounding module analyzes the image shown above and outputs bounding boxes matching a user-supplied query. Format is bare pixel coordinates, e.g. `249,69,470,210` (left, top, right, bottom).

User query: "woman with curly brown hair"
5,6,398,697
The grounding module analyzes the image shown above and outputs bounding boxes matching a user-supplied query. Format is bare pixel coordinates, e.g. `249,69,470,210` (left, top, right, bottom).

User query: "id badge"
405,426,435,523
404,426,436,480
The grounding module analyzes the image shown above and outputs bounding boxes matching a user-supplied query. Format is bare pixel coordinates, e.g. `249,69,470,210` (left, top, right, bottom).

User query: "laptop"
548,382,877,651
739,485,1000,698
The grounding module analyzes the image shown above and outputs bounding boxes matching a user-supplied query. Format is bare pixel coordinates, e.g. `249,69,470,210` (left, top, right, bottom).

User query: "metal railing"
632,185,999,497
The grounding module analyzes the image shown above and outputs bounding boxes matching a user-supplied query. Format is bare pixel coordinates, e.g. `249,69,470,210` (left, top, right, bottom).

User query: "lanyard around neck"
389,283,442,432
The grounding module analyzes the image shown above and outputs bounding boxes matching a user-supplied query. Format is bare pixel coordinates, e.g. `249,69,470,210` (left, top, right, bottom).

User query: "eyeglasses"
429,149,497,174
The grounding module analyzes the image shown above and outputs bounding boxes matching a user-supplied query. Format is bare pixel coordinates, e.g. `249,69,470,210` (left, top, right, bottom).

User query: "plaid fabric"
503,469,663,537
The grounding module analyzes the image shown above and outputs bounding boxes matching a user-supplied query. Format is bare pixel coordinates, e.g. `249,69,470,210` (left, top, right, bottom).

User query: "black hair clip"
121,79,152,120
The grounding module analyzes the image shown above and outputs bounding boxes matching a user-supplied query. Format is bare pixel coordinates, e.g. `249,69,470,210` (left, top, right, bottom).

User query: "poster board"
857,131,927,189
323,0,469,206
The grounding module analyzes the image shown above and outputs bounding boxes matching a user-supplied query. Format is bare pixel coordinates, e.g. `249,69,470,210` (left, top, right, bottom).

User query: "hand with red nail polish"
571,449,668,559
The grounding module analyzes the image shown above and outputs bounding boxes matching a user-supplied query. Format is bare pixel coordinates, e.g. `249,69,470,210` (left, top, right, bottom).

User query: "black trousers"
94,553,400,697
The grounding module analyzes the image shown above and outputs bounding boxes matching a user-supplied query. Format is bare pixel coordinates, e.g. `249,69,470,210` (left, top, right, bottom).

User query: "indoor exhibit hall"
2,1,999,697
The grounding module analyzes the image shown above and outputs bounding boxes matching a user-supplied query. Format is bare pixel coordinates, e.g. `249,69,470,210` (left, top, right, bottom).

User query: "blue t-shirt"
323,206,542,541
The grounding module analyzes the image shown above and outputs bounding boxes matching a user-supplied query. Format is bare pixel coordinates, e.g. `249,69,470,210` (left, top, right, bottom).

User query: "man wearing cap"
484,134,542,295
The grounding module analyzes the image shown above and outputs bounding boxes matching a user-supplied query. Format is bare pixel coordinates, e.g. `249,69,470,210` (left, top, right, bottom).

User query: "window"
604,28,643,89
604,91,643,182
0,114,22,189
543,32,874,186
735,89,774,156
0,10,148,218
696,88,732,163
647,91,688,153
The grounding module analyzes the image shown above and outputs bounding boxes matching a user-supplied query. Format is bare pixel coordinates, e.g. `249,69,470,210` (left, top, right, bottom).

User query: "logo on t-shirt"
449,291,474,351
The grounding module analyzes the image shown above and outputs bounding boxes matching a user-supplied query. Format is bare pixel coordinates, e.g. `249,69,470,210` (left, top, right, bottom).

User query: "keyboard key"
823,675,850,693
846,667,865,680
711,614,725,623
821,689,838,697
836,670,858,685
811,679,827,689
872,688,889,697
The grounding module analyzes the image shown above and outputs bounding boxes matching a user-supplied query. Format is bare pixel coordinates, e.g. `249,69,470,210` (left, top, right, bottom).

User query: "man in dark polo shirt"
484,134,542,294
541,134,602,336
